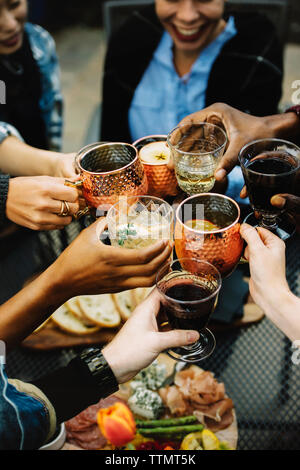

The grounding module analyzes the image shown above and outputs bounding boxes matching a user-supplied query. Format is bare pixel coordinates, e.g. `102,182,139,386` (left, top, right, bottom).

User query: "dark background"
27,0,300,43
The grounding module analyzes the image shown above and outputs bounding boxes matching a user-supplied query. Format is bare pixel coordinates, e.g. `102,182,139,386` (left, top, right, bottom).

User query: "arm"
0,287,198,450
240,223,300,342
32,289,199,424
0,218,173,349
0,136,77,179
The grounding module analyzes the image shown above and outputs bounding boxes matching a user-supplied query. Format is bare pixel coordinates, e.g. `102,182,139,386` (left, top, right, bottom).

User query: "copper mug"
133,135,179,199
65,142,148,218
174,193,244,278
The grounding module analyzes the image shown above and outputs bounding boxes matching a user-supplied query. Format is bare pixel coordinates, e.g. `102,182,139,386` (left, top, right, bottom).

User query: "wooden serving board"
116,353,238,450
21,320,120,350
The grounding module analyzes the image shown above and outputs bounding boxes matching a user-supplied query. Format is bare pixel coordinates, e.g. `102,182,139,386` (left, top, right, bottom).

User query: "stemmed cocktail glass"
156,258,222,363
239,138,300,240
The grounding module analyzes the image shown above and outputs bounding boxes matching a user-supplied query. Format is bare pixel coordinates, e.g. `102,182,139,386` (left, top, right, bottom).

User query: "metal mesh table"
1,221,300,450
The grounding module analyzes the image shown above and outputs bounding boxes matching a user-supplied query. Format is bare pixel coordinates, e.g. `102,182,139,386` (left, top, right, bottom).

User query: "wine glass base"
243,212,296,241
166,328,216,363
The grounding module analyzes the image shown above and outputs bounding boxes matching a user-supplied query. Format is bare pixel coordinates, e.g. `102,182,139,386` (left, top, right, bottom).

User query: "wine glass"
174,193,244,278
239,138,300,240
167,122,227,195
107,195,173,249
156,258,222,363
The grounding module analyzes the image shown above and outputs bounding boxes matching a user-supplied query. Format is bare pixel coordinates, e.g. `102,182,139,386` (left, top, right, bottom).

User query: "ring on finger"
59,200,70,217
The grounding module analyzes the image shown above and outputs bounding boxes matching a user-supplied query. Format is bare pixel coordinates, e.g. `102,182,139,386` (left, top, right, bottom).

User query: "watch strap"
79,347,119,395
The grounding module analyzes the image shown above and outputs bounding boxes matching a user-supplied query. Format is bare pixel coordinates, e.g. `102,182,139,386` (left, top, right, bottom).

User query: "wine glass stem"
260,215,278,231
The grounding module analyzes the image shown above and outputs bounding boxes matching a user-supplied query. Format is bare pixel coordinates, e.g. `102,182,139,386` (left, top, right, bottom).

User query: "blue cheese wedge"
128,388,164,419
134,361,167,390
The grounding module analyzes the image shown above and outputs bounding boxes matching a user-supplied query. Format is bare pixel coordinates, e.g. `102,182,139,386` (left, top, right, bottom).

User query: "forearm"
0,263,69,349
259,289,300,343
32,353,118,424
0,136,58,177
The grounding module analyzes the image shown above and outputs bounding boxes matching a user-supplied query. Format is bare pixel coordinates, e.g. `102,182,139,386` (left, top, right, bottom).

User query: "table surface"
1,218,300,451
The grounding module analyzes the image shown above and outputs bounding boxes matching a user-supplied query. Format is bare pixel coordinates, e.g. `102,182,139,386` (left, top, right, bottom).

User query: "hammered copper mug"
65,142,148,218
174,193,244,278
132,135,179,198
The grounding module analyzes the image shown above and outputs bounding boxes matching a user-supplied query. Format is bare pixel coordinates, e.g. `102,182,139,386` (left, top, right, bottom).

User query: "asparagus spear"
136,415,198,428
138,424,204,439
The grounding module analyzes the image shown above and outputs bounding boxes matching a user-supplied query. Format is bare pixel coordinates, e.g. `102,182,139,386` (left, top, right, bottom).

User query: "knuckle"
72,202,80,214
32,212,43,225
67,188,79,202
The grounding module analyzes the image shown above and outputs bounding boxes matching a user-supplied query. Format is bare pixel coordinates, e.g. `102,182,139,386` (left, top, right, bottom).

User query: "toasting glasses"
107,195,173,249
174,193,244,278
239,138,300,240
167,122,227,195
66,142,148,218
156,258,222,363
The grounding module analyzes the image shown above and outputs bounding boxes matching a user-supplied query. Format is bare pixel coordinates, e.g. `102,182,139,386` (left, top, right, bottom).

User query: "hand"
52,217,174,297
52,153,79,180
271,194,300,234
240,223,290,310
239,190,300,234
6,176,80,230
102,289,199,383
179,103,277,181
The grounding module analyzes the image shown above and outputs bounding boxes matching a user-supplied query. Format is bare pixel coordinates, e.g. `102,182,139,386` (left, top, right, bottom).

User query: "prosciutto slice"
160,366,234,432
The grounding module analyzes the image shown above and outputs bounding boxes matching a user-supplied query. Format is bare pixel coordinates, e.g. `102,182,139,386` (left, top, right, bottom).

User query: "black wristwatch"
79,347,119,394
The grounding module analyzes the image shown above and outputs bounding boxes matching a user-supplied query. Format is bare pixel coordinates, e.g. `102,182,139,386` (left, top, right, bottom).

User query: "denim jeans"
0,366,49,450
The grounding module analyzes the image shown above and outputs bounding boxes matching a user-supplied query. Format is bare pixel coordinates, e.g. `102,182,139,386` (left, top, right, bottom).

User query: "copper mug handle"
64,179,90,219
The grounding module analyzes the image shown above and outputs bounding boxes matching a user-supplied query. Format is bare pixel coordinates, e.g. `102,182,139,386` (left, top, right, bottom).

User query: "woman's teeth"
176,27,202,36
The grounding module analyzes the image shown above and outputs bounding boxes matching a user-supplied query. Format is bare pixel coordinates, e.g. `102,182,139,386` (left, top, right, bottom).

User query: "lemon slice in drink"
185,219,219,232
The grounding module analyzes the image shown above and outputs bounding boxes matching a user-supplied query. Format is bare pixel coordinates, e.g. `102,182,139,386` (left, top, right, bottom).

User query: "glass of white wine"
106,196,173,249
167,122,227,195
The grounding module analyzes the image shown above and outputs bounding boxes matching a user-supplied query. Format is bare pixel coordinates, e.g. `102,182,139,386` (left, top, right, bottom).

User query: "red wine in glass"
243,151,298,215
161,279,217,332
239,139,300,240
156,258,221,363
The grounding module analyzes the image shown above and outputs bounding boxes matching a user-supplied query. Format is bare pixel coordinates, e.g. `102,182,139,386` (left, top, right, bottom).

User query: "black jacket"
101,4,283,142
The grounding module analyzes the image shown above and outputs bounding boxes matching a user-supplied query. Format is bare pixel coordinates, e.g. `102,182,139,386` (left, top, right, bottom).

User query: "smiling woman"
0,0,27,55
155,0,226,76
101,0,283,148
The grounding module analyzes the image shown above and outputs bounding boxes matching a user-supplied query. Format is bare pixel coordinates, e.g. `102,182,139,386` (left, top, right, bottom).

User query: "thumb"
256,226,284,249
214,140,240,181
271,194,300,215
155,329,200,351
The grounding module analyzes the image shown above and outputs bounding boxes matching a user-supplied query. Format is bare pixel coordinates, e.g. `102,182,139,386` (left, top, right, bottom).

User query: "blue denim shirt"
0,23,63,151
128,16,237,141
0,366,50,450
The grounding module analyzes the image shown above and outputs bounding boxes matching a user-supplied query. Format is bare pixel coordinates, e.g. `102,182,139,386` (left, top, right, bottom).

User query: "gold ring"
59,201,70,217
